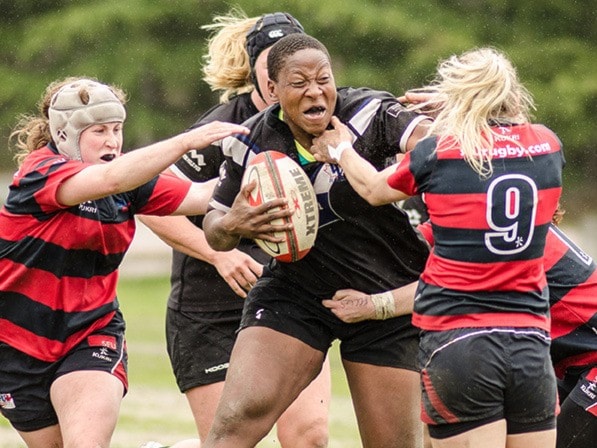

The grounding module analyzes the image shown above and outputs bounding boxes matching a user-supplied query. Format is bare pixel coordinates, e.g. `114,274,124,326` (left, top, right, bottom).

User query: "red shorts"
0,311,127,432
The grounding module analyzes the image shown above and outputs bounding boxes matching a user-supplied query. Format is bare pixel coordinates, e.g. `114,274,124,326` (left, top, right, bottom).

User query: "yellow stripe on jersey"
277,109,316,166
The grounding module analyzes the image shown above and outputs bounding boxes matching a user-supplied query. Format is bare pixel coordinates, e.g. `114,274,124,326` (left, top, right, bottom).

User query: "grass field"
0,276,361,447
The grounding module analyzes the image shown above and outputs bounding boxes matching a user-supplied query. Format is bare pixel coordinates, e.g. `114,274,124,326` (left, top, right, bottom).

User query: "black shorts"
166,307,243,392
419,327,558,439
240,276,419,370
0,311,127,432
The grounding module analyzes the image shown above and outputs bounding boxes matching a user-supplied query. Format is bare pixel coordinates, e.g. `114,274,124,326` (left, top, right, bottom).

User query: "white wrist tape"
327,141,352,162
370,291,396,320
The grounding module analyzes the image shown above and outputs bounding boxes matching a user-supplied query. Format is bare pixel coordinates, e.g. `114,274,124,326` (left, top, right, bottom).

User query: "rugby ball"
241,151,318,262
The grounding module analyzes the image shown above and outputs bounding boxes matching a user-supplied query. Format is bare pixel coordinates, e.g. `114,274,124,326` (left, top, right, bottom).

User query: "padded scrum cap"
245,12,304,70
49,79,126,160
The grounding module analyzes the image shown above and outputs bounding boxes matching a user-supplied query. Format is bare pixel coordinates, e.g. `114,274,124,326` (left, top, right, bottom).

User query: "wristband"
370,291,396,320
327,141,352,162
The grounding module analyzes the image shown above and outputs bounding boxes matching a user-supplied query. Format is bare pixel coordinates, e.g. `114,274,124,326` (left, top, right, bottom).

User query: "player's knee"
212,395,280,441
277,416,329,447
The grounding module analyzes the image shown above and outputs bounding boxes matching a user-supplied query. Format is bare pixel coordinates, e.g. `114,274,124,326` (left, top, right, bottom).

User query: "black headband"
245,12,304,70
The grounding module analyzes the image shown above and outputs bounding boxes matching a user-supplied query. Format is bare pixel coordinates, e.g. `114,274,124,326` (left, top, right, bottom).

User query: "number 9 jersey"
388,123,564,332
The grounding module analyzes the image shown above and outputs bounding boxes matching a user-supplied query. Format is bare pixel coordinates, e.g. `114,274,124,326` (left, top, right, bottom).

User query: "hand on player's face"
224,181,294,242
311,116,352,163
397,89,443,118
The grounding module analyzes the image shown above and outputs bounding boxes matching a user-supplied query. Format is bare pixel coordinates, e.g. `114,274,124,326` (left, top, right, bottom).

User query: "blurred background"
1,0,595,216
0,1,595,445
2,0,596,271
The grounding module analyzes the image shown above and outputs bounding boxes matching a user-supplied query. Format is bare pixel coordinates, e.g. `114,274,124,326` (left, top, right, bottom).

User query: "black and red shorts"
0,311,127,432
559,365,597,417
419,327,558,439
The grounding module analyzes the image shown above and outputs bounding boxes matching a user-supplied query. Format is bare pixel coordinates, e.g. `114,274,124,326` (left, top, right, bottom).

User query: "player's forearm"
337,148,408,206
139,214,220,263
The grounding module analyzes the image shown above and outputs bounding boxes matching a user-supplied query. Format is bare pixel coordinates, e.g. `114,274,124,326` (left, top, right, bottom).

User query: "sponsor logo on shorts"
0,393,16,409
256,308,264,320
88,335,117,350
78,200,98,214
205,363,229,374
581,381,596,400
92,347,113,363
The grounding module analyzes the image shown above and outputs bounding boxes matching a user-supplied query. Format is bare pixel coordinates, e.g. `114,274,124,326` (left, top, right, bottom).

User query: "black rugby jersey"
168,93,269,312
210,87,431,298
389,123,565,331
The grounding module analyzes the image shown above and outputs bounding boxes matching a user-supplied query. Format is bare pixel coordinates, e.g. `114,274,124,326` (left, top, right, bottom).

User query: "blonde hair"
411,47,535,176
9,77,126,166
201,9,260,103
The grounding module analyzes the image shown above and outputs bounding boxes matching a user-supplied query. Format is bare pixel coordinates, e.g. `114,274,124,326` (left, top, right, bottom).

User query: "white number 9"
484,174,538,255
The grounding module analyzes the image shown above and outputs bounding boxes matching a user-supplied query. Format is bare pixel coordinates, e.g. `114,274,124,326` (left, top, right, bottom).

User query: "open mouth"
100,154,116,162
304,106,326,118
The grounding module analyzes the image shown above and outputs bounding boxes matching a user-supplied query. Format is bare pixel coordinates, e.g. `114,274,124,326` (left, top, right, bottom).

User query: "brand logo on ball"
242,151,319,262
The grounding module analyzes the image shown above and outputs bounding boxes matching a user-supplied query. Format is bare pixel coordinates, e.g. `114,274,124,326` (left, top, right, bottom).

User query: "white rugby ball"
241,151,318,262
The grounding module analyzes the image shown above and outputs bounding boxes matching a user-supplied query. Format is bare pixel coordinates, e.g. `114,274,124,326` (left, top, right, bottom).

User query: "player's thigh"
276,356,331,445
507,428,556,448
16,425,63,448
431,420,507,448
184,381,226,441
50,370,123,446
224,326,325,414
343,360,422,448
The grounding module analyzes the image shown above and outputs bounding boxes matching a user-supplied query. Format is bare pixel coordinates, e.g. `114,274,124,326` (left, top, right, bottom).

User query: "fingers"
322,299,335,309
245,199,294,242
332,288,361,301
228,281,248,299
208,121,250,136
187,121,250,150
225,271,259,299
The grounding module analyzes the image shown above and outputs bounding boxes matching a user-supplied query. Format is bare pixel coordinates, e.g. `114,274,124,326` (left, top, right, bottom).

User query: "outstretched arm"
57,121,249,206
140,214,263,298
311,116,409,206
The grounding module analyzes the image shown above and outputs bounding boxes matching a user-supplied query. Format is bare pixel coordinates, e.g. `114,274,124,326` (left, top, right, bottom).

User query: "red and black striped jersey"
389,123,564,331
0,145,190,361
419,220,597,377
545,225,597,378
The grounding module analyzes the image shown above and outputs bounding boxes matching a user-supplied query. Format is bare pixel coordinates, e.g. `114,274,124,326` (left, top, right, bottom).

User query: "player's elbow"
203,210,239,251
365,192,387,206
359,187,394,206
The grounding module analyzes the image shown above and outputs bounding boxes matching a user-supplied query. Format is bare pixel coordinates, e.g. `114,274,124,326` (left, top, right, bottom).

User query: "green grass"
0,276,360,447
